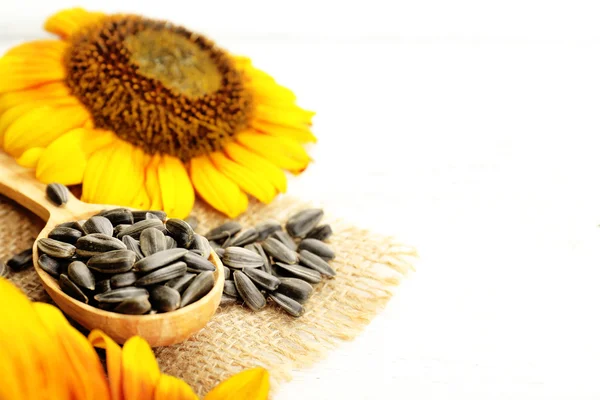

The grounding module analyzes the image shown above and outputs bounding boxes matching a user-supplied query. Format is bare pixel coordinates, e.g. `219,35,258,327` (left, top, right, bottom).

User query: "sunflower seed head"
233,271,266,311
133,248,187,272
298,250,336,277
187,234,211,257
48,226,83,245
96,279,112,294
223,280,239,297
243,267,281,291
82,216,114,236
223,228,258,248
38,238,76,259
139,228,166,257
262,238,298,264
165,236,178,249
286,208,324,238
255,219,282,241
94,287,149,303
205,221,242,242
275,278,313,304
0,261,8,278
183,251,216,272
67,261,95,290
274,263,322,284
121,235,144,261
149,285,181,312
271,230,297,251
134,261,187,286
268,292,304,317
220,294,238,306
245,243,272,274
180,271,215,307
184,216,199,231
98,208,134,226
165,272,197,293
223,266,231,280
46,183,70,206
110,271,139,288
59,274,88,303
7,248,33,271
297,238,335,261
222,247,264,269
117,219,164,240
165,218,194,247
132,210,167,222
37,254,61,278
87,249,136,274
76,233,126,257
114,297,152,315
305,224,333,241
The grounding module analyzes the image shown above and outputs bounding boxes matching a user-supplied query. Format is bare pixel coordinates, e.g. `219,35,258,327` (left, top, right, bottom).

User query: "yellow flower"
0,278,269,400
0,8,315,218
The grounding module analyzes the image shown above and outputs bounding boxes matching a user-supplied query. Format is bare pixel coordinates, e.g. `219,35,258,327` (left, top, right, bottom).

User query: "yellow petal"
236,132,310,173
224,142,287,193
209,151,277,204
153,374,198,400
4,40,68,60
3,104,90,157
157,155,195,218
204,368,269,400
0,82,71,112
89,330,124,400
122,336,161,400
251,120,316,143
190,155,248,218
145,154,163,210
0,55,65,93
254,104,314,127
45,7,105,39
17,147,44,168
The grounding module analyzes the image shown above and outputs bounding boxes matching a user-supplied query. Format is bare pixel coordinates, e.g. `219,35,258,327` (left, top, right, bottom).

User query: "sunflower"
0,277,269,400
0,8,314,219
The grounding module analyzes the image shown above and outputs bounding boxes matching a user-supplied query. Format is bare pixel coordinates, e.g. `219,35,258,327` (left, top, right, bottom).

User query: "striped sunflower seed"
268,292,304,317
274,263,322,284
255,219,282,241
7,248,33,271
117,219,164,240
223,280,239,297
132,210,167,222
223,228,258,248
306,224,333,241
165,236,178,249
82,216,114,236
98,208,134,226
184,216,199,231
222,247,264,269
205,221,242,242
134,261,187,286
223,266,231,280
76,233,126,257
262,237,298,265
87,249,136,274
245,243,272,275
297,238,335,261
0,261,8,278
140,227,166,257
243,267,281,291
286,208,323,238
97,302,115,311
271,230,297,251
188,234,211,257
145,212,161,220
298,250,336,277
37,254,61,278
215,248,225,258
165,273,197,293
220,294,238,306
122,235,144,261
48,226,83,245
133,248,187,272
56,221,84,233
67,261,95,290
180,271,215,307
110,272,138,288
38,238,76,259
114,297,152,315
96,279,111,294
59,274,88,303
233,271,266,311
149,285,181,312
46,183,70,206
166,219,194,247
209,240,222,250
275,278,313,304
94,287,149,303
114,224,132,237
183,251,216,272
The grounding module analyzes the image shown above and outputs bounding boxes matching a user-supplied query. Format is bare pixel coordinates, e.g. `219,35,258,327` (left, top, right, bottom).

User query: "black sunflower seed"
180,271,215,308
67,261,95,290
297,238,335,261
166,219,194,247
87,249,136,274
82,216,114,236
59,274,88,304
98,208,134,226
46,183,70,206
75,233,126,257
222,228,258,248
165,272,197,293
306,224,333,241
37,254,61,278
275,278,313,304
114,297,152,315
38,238,76,259
48,226,83,245
132,210,167,222
233,271,266,311
205,221,242,242
134,261,187,286
298,250,336,277
268,292,304,317
7,248,33,271
149,285,181,312
285,208,324,238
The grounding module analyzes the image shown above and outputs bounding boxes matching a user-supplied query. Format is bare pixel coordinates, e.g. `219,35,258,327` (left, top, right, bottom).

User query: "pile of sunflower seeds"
208,208,335,317
37,209,215,315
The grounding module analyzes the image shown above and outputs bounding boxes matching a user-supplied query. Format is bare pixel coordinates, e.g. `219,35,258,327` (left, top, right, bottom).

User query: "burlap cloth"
1,194,416,396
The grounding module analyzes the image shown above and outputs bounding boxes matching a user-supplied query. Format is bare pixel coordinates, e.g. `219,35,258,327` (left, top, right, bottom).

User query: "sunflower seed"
165,236,178,249
222,247,264,269
114,297,152,315
117,219,164,240
37,254,61,278
223,228,258,248
183,251,216,272
132,210,167,222
188,234,211,257
76,234,126,257
114,224,132,237
209,240,222,249
180,271,215,307
98,208,134,226
220,294,238,306
184,216,199,231
57,221,84,233
82,216,114,236
146,212,161,220
271,230,297,251
135,261,186,286
262,238,298,264
166,219,194,247
298,250,336,277
268,292,304,317
245,243,272,274
87,249,136,273
7,248,33,271
96,302,115,311
274,263,322,284
67,261,95,290
0,261,8,278
48,226,83,245
286,208,324,238
59,274,88,303
205,221,242,242
149,285,181,312
96,279,111,294
133,248,187,272
275,278,313,304
223,280,239,297
94,287,149,303
38,238,76,259
297,238,335,261
255,219,282,241
233,271,266,311
46,183,70,206
122,235,144,261
140,228,166,257
243,267,281,291
306,224,333,241
215,248,225,258
110,272,138,288
165,273,197,293
223,266,231,280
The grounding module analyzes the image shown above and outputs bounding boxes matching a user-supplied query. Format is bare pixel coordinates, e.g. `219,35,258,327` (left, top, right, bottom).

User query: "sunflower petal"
17,147,44,168
0,82,71,112
190,155,248,218
204,368,269,400
153,374,198,400
254,104,314,127
4,40,68,60
44,7,105,39
224,142,287,193
89,329,124,400
157,155,195,218
0,55,65,93
145,154,163,210
122,336,161,400
236,132,310,173
251,120,316,143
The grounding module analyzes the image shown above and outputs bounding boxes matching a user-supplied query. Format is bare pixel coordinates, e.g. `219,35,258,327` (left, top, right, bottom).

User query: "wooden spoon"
0,151,224,346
